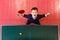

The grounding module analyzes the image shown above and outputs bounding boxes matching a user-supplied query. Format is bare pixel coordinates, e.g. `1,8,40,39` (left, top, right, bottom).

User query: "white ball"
19,32,22,35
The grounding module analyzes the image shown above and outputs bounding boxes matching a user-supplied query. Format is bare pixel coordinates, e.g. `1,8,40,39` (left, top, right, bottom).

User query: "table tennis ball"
19,32,22,35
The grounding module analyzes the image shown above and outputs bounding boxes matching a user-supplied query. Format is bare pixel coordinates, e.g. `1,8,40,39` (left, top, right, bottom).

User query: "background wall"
0,0,60,25
0,0,60,40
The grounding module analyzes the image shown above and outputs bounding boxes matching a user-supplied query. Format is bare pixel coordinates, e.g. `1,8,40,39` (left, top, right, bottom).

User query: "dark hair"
18,10,25,13
31,7,38,11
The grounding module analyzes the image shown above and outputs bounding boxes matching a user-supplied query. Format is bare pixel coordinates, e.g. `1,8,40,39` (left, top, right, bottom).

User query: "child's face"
31,10,38,17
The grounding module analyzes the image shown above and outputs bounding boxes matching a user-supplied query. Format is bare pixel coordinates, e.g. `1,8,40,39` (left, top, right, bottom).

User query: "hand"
45,12,50,17
17,13,24,17
47,12,50,15
18,10,25,16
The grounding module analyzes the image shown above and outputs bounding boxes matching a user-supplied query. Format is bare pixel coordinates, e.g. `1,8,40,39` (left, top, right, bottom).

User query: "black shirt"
24,14,45,25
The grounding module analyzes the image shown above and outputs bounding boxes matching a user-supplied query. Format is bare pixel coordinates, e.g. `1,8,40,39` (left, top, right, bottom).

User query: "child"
18,7,50,25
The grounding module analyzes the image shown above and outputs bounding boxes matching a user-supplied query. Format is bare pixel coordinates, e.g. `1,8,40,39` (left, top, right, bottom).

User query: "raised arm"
38,12,50,19
17,10,30,18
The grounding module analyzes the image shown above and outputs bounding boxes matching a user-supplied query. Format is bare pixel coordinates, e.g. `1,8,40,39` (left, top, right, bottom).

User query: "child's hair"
31,7,38,11
18,10,25,13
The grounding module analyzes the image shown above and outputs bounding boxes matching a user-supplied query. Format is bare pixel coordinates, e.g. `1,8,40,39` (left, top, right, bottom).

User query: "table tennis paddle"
18,10,25,14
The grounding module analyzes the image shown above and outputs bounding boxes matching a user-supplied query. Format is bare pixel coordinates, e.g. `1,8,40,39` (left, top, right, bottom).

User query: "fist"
45,12,50,17
47,12,50,15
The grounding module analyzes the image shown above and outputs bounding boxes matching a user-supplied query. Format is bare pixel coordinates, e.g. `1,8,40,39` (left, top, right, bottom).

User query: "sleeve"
38,14,45,19
24,14,29,18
